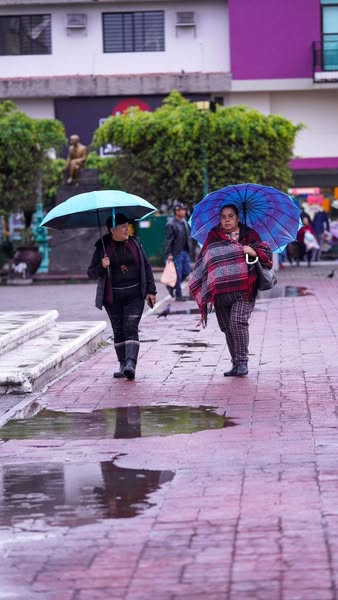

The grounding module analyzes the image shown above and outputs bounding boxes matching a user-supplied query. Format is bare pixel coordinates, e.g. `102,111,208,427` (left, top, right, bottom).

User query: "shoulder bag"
246,255,277,291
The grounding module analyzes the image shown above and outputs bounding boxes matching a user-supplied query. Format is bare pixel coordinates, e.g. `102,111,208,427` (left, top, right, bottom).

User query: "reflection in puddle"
0,405,235,441
0,461,174,526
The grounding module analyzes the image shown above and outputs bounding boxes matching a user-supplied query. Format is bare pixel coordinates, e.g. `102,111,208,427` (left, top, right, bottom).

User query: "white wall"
229,90,338,159
0,1,229,78
271,90,338,159
14,98,55,118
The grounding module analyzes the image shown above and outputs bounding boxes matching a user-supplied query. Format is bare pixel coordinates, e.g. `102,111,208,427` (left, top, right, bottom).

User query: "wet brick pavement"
0,263,338,599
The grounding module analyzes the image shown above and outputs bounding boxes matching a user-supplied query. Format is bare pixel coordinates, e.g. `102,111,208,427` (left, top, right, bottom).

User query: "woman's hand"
146,294,156,308
101,256,110,269
243,245,257,258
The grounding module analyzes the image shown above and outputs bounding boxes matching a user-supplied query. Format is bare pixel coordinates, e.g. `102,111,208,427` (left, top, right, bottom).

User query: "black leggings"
104,284,144,344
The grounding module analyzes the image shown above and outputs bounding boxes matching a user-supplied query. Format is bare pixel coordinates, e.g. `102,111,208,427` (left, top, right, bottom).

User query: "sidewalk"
0,262,338,599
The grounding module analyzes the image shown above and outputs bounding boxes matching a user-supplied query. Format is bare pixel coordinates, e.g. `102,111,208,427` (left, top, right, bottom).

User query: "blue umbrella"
41,189,157,253
189,183,301,253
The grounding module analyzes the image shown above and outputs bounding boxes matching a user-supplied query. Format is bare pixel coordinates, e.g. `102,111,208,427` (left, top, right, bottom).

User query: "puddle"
0,405,234,441
284,286,313,297
170,342,217,348
0,461,174,526
265,285,313,298
156,308,201,316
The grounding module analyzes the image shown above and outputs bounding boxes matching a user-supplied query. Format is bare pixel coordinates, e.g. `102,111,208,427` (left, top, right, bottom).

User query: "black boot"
113,342,126,378
236,362,248,376
224,365,238,377
123,341,140,380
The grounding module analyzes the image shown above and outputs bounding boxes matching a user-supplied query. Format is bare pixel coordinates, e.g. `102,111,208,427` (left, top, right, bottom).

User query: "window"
0,14,51,55
103,11,164,53
321,1,338,69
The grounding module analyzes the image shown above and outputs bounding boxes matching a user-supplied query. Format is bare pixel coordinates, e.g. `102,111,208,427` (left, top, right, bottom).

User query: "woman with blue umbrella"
189,203,272,377
188,183,301,377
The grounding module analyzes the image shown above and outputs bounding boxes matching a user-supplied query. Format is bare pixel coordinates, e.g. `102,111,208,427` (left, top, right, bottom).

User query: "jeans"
104,284,144,343
174,251,191,297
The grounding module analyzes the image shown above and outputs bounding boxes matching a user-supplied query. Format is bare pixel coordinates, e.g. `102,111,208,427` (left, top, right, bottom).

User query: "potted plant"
13,222,42,276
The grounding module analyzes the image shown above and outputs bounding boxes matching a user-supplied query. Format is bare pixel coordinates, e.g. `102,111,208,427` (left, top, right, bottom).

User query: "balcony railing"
313,40,338,82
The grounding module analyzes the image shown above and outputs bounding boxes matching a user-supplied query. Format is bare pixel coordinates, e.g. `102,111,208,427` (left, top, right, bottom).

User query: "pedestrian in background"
297,213,318,268
189,204,272,377
87,213,157,380
164,202,192,301
313,208,330,261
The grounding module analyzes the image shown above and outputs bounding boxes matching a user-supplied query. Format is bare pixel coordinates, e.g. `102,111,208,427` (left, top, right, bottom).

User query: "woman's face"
111,222,129,242
220,207,239,233
302,216,310,226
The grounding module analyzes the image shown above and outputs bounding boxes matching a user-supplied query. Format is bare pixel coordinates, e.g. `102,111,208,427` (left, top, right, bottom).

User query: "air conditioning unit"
176,12,195,26
176,12,196,36
66,14,87,29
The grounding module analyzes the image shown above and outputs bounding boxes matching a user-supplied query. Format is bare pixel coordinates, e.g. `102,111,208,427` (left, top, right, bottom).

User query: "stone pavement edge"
0,263,338,599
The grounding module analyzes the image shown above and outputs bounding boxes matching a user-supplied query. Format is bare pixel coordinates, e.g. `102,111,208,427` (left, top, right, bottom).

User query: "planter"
13,246,42,276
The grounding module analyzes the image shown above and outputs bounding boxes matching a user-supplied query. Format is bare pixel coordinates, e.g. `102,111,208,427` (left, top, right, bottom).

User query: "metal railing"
313,40,338,82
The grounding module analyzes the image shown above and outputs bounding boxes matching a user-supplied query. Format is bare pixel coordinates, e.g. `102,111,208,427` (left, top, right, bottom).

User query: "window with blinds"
0,14,51,55
102,11,164,53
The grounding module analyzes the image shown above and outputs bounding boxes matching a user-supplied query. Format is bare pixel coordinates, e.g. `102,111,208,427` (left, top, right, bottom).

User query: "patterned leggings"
214,292,255,365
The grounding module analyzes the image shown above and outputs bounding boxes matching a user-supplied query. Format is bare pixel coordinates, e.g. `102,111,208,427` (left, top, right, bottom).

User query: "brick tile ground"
0,264,338,599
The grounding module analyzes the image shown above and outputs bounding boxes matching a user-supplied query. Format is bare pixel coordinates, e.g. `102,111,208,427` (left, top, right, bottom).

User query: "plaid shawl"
189,224,272,326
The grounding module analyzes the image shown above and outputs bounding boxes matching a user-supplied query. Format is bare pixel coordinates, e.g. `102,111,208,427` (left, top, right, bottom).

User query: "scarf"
189,225,272,326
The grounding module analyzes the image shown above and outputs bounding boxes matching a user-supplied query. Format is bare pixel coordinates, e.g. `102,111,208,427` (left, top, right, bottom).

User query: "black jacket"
165,217,192,258
87,234,157,309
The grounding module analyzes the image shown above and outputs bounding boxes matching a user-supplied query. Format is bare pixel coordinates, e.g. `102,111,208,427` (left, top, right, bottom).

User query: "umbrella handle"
245,255,258,264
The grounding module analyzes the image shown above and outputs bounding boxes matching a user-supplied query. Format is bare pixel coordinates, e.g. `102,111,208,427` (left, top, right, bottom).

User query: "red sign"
289,187,320,195
112,99,152,115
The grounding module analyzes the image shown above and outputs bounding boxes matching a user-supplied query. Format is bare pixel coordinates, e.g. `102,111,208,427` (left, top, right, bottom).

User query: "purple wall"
291,157,338,170
228,0,321,80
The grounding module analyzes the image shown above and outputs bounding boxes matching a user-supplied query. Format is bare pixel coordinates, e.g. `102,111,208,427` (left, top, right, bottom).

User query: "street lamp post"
31,178,50,272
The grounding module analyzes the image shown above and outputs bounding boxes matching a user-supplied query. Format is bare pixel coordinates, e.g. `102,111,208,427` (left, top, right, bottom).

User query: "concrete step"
0,315,107,394
0,310,59,356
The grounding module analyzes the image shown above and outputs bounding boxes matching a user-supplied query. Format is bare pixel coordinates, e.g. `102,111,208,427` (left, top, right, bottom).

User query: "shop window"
102,11,164,53
0,14,51,55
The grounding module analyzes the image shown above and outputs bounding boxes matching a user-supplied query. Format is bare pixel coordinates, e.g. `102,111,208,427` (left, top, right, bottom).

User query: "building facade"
0,0,337,194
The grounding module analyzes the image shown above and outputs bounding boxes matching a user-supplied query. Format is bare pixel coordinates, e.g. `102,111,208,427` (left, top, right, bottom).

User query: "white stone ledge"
0,320,106,394
0,310,59,356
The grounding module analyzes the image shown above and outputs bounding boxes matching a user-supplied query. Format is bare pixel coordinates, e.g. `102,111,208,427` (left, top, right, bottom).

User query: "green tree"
92,90,301,210
0,100,66,229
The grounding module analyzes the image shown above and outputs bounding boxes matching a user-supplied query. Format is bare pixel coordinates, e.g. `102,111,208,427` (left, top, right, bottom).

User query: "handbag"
246,255,277,291
160,259,177,288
